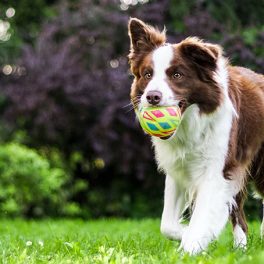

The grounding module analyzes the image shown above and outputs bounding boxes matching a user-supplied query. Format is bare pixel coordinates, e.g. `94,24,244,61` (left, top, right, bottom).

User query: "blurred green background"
0,0,263,219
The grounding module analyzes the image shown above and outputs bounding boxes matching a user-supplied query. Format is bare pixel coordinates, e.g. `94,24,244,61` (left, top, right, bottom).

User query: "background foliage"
0,0,263,218
0,143,68,217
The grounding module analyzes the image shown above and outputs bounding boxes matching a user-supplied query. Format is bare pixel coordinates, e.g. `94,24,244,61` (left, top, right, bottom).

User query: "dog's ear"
128,18,166,61
179,37,222,70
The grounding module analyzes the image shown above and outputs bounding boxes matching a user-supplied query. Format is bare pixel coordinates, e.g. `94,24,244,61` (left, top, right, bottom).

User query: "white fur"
233,224,247,249
140,45,178,108
151,51,240,254
214,57,238,117
160,174,186,240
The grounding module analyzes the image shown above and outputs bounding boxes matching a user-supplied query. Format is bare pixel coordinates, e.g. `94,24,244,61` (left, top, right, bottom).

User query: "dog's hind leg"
230,191,248,249
261,201,264,238
250,144,264,238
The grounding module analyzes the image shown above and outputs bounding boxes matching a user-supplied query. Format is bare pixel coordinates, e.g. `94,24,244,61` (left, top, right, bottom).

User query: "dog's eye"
144,73,152,79
173,72,182,79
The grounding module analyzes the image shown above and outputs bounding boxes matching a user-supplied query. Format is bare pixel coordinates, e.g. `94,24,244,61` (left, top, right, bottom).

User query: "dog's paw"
233,225,247,249
160,224,185,240
179,239,204,255
179,229,208,255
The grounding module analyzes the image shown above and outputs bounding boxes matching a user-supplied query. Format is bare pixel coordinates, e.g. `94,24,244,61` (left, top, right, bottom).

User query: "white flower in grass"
38,240,44,247
26,241,32,246
64,242,73,248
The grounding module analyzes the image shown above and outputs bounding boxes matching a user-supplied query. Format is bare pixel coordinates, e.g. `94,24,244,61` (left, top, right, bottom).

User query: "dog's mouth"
133,97,188,116
178,99,188,114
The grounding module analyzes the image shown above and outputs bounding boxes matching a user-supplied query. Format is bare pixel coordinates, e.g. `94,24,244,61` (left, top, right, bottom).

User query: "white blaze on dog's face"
128,18,224,115
140,45,176,107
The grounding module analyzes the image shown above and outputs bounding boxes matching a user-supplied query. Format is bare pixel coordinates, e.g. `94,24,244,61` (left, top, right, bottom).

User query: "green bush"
0,142,71,217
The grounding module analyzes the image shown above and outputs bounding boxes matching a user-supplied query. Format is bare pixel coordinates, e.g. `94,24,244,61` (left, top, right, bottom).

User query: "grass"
0,219,264,263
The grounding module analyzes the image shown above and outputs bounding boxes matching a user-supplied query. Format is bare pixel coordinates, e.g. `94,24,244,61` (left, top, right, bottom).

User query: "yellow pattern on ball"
136,106,181,138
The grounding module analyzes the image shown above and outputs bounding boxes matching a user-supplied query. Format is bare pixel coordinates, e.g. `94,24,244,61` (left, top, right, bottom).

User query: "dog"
128,18,264,254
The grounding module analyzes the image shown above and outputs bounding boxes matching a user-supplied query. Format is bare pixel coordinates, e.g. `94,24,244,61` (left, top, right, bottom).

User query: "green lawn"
0,219,264,263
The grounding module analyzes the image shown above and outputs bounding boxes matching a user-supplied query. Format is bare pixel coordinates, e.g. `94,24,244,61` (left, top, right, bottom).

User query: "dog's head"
128,18,225,114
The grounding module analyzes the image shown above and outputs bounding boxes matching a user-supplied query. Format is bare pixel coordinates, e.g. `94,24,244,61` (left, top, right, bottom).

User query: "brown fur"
231,191,248,233
128,18,166,78
224,67,264,233
172,40,224,113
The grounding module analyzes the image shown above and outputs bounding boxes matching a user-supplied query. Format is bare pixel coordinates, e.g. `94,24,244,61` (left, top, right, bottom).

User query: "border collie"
128,18,264,254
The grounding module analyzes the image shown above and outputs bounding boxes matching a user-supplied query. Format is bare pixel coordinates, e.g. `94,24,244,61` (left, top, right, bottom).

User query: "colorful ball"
136,106,181,138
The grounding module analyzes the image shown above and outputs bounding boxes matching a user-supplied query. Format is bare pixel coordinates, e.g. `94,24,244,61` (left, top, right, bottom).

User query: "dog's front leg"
180,176,231,255
160,174,186,240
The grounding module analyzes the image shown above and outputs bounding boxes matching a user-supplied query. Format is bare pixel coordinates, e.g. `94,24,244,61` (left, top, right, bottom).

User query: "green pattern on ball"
136,106,181,138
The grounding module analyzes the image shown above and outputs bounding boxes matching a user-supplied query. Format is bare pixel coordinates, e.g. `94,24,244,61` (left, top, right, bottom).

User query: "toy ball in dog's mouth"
136,106,182,139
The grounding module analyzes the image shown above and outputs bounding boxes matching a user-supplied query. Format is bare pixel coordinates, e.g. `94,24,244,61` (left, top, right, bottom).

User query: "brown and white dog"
128,18,264,254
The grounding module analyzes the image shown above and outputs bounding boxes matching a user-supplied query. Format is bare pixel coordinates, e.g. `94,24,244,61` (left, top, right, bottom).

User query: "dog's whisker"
123,101,140,113
125,105,139,113
122,103,133,109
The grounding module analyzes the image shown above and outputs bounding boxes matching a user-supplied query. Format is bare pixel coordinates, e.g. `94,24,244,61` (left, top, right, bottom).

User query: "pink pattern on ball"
166,107,177,116
151,110,164,118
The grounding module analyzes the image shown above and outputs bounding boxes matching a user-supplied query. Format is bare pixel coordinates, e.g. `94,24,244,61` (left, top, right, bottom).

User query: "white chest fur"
152,101,236,201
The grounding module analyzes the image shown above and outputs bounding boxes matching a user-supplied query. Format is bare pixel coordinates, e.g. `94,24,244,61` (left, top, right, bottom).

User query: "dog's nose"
146,90,162,105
